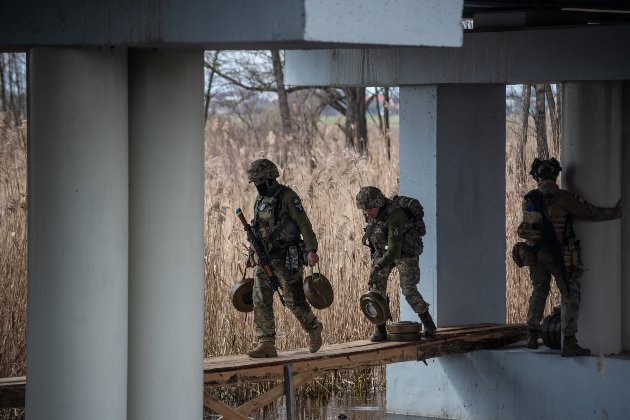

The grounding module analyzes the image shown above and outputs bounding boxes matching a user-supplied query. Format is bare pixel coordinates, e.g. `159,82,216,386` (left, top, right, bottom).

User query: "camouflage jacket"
363,199,422,268
529,180,620,244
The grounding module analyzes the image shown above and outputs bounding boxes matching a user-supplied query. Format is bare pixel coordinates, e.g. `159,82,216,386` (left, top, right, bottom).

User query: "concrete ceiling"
0,0,464,50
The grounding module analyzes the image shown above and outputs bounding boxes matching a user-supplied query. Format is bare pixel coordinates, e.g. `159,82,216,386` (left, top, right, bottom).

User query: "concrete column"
26,48,128,419
388,84,505,414
621,82,630,352
397,84,506,324
562,81,623,354
127,49,205,420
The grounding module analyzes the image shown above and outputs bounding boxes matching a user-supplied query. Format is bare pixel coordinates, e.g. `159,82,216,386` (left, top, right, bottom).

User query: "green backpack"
392,195,426,237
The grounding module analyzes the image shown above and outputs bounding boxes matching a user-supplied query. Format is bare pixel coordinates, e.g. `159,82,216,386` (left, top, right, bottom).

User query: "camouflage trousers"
253,258,319,343
527,250,581,336
370,256,429,321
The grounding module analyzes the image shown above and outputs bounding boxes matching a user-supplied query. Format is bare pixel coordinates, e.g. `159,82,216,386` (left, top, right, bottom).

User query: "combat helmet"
247,159,280,184
356,186,386,209
530,157,561,181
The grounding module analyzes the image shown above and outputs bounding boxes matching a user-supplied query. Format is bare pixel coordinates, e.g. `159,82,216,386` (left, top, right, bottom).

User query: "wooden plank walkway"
203,323,527,386
1,323,526,412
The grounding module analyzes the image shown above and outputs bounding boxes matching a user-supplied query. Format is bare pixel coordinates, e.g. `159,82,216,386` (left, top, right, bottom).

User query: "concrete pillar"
26,48,128,419
562,81,623,354
388,84,505,414
397,84,506,324
127,49,205,420
622,82,630,352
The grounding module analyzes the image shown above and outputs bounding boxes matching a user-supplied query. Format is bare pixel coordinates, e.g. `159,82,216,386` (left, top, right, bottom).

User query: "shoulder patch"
292,196,304,212
392,227,399,237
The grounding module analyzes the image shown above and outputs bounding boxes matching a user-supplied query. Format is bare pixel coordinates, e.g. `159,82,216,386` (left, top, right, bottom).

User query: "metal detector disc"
231,277,254,313
359,291,390,325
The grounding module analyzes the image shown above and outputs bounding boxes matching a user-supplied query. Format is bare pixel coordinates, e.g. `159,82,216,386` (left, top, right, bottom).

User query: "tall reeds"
0,113,27,379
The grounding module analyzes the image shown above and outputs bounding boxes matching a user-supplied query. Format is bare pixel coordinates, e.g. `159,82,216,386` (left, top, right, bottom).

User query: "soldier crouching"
356,186,436,342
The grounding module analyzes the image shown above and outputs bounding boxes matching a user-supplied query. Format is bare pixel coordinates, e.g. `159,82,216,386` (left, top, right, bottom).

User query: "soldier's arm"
285,191,318,251
376,210,405,268
555,191,622,221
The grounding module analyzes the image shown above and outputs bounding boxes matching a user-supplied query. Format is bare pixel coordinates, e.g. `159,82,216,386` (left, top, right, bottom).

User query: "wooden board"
0,376,26,409
0,323,527,409
203,323,527,386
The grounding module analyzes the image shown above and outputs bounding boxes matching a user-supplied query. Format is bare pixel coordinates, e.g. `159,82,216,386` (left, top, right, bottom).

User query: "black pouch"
512,242,537,267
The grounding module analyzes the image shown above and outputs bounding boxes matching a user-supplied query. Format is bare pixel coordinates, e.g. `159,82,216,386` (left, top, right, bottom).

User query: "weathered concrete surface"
388,348,630,419
285,25,630,86
0,0,463,49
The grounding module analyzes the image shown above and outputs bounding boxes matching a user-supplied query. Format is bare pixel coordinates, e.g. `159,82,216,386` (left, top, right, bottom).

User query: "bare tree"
343,87,367,155
545,84,560,155
517,84,531,185
204,51,220,125
271,50,292,137
534,84,549,160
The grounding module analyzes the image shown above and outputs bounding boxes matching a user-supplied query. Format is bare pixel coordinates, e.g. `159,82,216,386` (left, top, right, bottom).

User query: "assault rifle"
235,208,286,306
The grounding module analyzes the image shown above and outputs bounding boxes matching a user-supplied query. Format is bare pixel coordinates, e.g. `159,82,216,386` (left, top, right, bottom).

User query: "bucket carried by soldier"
303,264,334,310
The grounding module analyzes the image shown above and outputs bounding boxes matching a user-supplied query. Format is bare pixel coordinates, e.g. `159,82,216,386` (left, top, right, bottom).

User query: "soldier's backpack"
392,195,426,237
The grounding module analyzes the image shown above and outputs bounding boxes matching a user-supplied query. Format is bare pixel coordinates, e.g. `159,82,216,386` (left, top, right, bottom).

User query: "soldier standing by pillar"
244,159,323,358
518,158,622,357
355,186,436,341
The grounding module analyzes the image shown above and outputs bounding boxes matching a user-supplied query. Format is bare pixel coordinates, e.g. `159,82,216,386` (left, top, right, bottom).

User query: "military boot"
419,311,437,338
370,324,387,342
247,341,278,358
308,322,324,353
561,336,591,357
526,329,540,349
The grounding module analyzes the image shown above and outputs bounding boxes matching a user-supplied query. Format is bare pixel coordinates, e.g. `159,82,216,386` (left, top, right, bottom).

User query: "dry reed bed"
0,114,27,382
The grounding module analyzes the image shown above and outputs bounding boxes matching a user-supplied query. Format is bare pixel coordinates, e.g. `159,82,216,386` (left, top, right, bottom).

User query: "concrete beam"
0,0,462,49
285,24,630,86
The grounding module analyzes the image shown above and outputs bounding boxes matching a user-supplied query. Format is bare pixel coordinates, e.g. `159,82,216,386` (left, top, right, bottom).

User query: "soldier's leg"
397,256,429,314
248,266,278,358
527,263,552,330
274,261,323,352
557,272,590,356
397,256,435,337
252,266,277,341
557,273,580,337
367,264,393,341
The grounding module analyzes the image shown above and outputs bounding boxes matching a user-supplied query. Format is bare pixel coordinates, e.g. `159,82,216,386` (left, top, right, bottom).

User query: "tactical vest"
253,186,300,254
513,189,581,274
363,199,423,257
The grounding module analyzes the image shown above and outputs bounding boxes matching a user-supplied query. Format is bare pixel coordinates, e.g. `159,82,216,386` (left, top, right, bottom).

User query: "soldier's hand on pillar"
307,251,319,266
615,199,623,218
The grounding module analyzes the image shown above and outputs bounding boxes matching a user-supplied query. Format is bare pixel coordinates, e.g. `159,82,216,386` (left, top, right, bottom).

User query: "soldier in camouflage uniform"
355,186,436,342
244,159,323,358
523,158,622,357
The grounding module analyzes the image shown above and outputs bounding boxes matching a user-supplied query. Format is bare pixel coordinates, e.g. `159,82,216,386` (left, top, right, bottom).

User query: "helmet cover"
247,159,280,183
530,157,561,181
356,186,386,209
